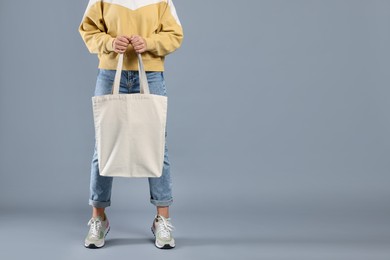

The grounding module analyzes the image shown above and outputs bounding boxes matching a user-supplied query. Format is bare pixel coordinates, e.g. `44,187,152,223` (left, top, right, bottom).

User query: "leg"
89,142,113,217
136,71,175,249
85,69,131,249
157,206,170,218
153,133,172,218
150,143,175,249
144,72,173,208
89,69,130,217
86,149,111,248
93,207,106,219
148,135,173,208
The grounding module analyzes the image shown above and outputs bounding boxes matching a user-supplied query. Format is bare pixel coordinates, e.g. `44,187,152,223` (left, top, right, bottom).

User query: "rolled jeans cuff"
89,199,111,208
150,198,173,207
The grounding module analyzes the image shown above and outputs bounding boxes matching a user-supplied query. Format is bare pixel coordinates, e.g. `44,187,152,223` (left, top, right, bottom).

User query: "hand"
128,35,147,54
113,36,130,54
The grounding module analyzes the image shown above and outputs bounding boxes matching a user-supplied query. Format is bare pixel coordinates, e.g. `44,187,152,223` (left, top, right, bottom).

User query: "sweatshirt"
79,0,183,71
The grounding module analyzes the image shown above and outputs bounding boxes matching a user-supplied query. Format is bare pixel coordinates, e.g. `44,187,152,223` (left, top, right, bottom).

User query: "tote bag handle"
111,53,150,95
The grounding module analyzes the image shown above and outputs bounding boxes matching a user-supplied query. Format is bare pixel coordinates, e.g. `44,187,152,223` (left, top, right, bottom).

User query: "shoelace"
156,216,175,239
87,218,102,239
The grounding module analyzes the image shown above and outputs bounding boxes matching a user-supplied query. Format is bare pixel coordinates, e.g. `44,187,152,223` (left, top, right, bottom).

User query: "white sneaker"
151,215,175,249
84,215,110,248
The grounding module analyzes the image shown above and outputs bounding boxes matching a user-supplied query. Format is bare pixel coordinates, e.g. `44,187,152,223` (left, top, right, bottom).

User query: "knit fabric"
79,0,183,71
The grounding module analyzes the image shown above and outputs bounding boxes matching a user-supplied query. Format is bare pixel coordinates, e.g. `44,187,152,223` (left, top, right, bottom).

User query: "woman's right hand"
112,36,130,54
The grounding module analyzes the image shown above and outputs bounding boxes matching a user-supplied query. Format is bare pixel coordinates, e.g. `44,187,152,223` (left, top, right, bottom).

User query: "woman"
78,0,183,249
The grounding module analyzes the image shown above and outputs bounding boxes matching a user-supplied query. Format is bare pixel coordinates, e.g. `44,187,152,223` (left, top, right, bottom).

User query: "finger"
128,36,135,43
135,48,145,54
134,44,145,50
130,38,141,45
135,48,146,54
132,39,145,46
131,36,143,43
136,39,145,46
132,41,143,48
115,46,127,52
117,39,129,46
118,36,130,43
116,41,129,48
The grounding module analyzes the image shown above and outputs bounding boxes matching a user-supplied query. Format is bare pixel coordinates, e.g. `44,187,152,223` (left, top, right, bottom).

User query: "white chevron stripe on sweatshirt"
81,0,181,25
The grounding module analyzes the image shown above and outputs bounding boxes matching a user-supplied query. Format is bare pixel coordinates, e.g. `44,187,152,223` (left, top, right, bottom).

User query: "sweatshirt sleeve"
144,0,184,57
78,0,115,54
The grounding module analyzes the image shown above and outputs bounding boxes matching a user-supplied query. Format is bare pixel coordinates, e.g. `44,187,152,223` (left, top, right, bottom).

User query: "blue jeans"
89,69,173,208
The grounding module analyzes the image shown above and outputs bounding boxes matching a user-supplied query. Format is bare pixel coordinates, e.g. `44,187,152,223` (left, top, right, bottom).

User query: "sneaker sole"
84,226,110,249
151,227,175,249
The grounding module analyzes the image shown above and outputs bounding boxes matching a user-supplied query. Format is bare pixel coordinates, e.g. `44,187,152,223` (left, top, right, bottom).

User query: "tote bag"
92,53,167,177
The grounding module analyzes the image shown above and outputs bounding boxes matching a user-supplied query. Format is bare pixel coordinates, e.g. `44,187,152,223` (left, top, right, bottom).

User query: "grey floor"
1,203,389,260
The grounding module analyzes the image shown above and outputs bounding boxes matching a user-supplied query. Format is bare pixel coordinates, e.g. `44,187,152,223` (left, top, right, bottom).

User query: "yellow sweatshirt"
79,0,183,71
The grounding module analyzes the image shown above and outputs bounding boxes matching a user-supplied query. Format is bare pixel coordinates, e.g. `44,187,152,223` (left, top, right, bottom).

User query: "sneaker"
151,215,175,249
84,214,110,248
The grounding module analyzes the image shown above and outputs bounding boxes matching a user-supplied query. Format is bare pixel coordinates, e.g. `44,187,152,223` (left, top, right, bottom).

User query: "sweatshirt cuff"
144,37,156,52
105,37,115,52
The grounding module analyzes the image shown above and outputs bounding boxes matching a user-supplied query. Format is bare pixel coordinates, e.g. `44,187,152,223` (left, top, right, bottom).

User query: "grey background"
0,0,389,259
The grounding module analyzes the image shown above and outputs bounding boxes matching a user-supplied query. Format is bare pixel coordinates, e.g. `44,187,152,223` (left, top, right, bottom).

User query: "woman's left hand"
128,35,147,54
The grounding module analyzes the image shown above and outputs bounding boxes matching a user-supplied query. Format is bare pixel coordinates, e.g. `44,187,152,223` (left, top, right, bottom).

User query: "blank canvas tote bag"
92,53,167,177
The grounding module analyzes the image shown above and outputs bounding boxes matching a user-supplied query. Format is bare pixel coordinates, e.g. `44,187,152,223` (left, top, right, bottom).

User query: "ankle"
156,206,169,218
92,213,105,220
92,207,106,220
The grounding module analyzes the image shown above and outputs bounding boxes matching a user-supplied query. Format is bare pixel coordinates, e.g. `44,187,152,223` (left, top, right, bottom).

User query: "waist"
97,52,165,71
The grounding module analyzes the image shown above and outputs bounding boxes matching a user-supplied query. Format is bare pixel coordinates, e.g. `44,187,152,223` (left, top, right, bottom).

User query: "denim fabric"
89,69,173,208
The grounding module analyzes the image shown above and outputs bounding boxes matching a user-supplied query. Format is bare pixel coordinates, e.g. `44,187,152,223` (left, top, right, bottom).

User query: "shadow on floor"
102,235,390,249
105,237,155,248
175,236,390,248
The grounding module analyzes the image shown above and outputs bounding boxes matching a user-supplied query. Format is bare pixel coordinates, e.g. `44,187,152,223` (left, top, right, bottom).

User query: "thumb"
127,35,135,41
